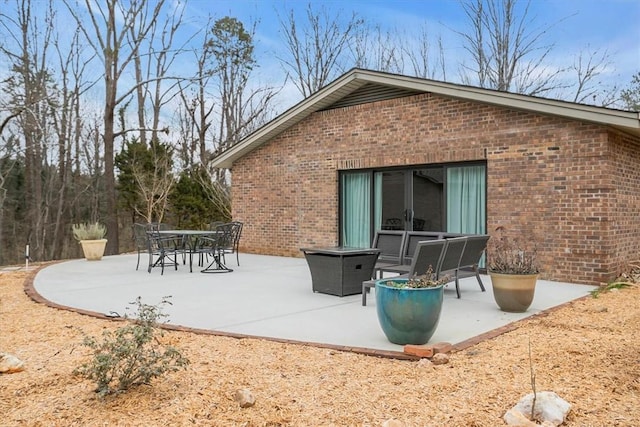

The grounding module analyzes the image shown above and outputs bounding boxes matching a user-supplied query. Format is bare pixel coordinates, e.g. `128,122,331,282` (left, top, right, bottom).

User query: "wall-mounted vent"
321,83,422,110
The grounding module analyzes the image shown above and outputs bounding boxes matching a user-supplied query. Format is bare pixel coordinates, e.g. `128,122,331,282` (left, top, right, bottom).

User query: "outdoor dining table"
300,246,380,296
157,229,230,273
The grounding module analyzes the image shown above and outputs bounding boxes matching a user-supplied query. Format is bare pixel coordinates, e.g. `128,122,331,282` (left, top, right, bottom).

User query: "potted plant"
487,226,540,312
375,269,448,345
72,222,107,261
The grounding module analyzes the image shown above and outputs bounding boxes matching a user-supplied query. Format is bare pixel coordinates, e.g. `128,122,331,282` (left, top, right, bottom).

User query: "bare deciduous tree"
205,15,278,185
620,71,640,111
176,16,217,170
278,3,364,97
128,1,191,145
131,143,175,223
568,47,617,106
351,24,403,74
48,27,97,259
457,0,566,96
0,0,55,261
403,26,448,80
65,0,166,254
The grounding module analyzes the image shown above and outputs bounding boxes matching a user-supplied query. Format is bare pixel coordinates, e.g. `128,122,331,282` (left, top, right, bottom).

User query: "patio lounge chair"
371,230,406,279
376,231,445,276
449,234,490,298
362,239,448,306
436,236,468,298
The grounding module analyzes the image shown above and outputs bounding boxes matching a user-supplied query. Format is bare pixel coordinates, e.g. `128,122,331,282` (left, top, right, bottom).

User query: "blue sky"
184,0,639,108
1,0,638,116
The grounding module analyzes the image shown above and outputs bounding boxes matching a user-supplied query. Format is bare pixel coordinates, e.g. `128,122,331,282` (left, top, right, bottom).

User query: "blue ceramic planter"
375,278,444,345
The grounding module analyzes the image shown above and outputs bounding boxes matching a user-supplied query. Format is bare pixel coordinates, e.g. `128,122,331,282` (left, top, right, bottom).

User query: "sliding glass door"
377,171,405,230
374,169,444,232
340,163,486,247
412,168,444,231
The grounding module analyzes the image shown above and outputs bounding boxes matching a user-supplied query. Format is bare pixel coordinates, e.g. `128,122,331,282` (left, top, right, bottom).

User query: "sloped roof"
211,68,640,168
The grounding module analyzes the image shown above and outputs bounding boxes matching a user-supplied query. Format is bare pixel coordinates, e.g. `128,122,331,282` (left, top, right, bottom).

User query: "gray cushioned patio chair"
371,230,406,279
362,239,447,306
451,234,490,298
377,231,445,276
437,236,468,298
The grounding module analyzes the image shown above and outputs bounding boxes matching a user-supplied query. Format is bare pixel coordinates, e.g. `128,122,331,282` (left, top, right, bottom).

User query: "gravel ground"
1,266,639,426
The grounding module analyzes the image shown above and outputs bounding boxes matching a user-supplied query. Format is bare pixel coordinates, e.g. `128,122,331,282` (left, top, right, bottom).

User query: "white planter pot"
80,239,108,261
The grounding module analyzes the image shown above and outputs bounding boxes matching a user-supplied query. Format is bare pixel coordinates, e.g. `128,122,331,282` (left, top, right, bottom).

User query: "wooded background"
1,0,638,265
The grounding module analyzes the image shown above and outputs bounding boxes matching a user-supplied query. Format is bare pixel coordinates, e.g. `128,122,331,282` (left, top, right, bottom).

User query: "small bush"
72,222,107,240
74,297,189,397
590,281,632,298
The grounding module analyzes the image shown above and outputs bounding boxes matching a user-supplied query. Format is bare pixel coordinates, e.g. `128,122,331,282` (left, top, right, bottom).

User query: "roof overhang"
211,69,640,169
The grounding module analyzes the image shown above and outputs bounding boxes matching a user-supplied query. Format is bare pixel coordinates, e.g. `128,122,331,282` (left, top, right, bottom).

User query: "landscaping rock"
431,353,449,365
234,388,256,408
382,419,404,427
504,408,541,426
416,358,434,368
505,391,571,426
0,353,24,373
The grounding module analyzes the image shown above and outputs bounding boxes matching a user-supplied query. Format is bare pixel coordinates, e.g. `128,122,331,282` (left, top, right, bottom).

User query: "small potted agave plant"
375,267,448,345
72,222,107,261
487,226,540,312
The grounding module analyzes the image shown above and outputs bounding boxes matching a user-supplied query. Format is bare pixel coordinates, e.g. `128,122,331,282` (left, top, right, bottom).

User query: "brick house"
211,69,640,285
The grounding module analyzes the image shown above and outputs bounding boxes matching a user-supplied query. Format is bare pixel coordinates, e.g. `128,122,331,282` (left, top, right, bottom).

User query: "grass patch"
590,281,633,298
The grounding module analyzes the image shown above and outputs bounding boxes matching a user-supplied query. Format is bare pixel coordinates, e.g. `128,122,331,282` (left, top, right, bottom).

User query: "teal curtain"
341,172,371,248
446,165,486,266
446,165,486,235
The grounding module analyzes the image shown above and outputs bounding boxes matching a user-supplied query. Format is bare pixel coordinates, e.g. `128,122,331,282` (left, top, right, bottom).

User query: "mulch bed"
1,265,639,426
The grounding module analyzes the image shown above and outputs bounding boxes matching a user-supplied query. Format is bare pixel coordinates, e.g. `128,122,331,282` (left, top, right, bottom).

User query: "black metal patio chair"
145,227,183,275
222,221,243,266
197,222,236,273
132,223,150,271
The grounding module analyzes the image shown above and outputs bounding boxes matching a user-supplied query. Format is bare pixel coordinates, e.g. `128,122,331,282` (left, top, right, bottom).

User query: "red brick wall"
232,93,640,285
610,131,640,275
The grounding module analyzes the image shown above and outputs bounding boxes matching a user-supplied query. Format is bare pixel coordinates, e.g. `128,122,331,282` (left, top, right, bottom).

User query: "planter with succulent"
375,269,448,345
72,222,107,261
487,226,540,312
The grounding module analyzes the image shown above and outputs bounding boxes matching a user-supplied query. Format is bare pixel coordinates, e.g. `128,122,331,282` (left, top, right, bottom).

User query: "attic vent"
337,158,365,169
321,83,422,110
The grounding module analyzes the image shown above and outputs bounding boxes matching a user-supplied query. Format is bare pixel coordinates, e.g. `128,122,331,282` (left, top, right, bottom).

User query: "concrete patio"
31,253,597,357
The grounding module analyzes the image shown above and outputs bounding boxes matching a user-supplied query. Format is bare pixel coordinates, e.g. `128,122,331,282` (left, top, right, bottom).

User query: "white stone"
506,391,571,426
0,353,25,373
382,419,404,427
504,408,538,426
234,388,256,408
431,353,449,365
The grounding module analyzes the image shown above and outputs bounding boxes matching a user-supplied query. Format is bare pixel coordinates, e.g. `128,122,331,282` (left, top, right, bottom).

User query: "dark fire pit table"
300,247,380,296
